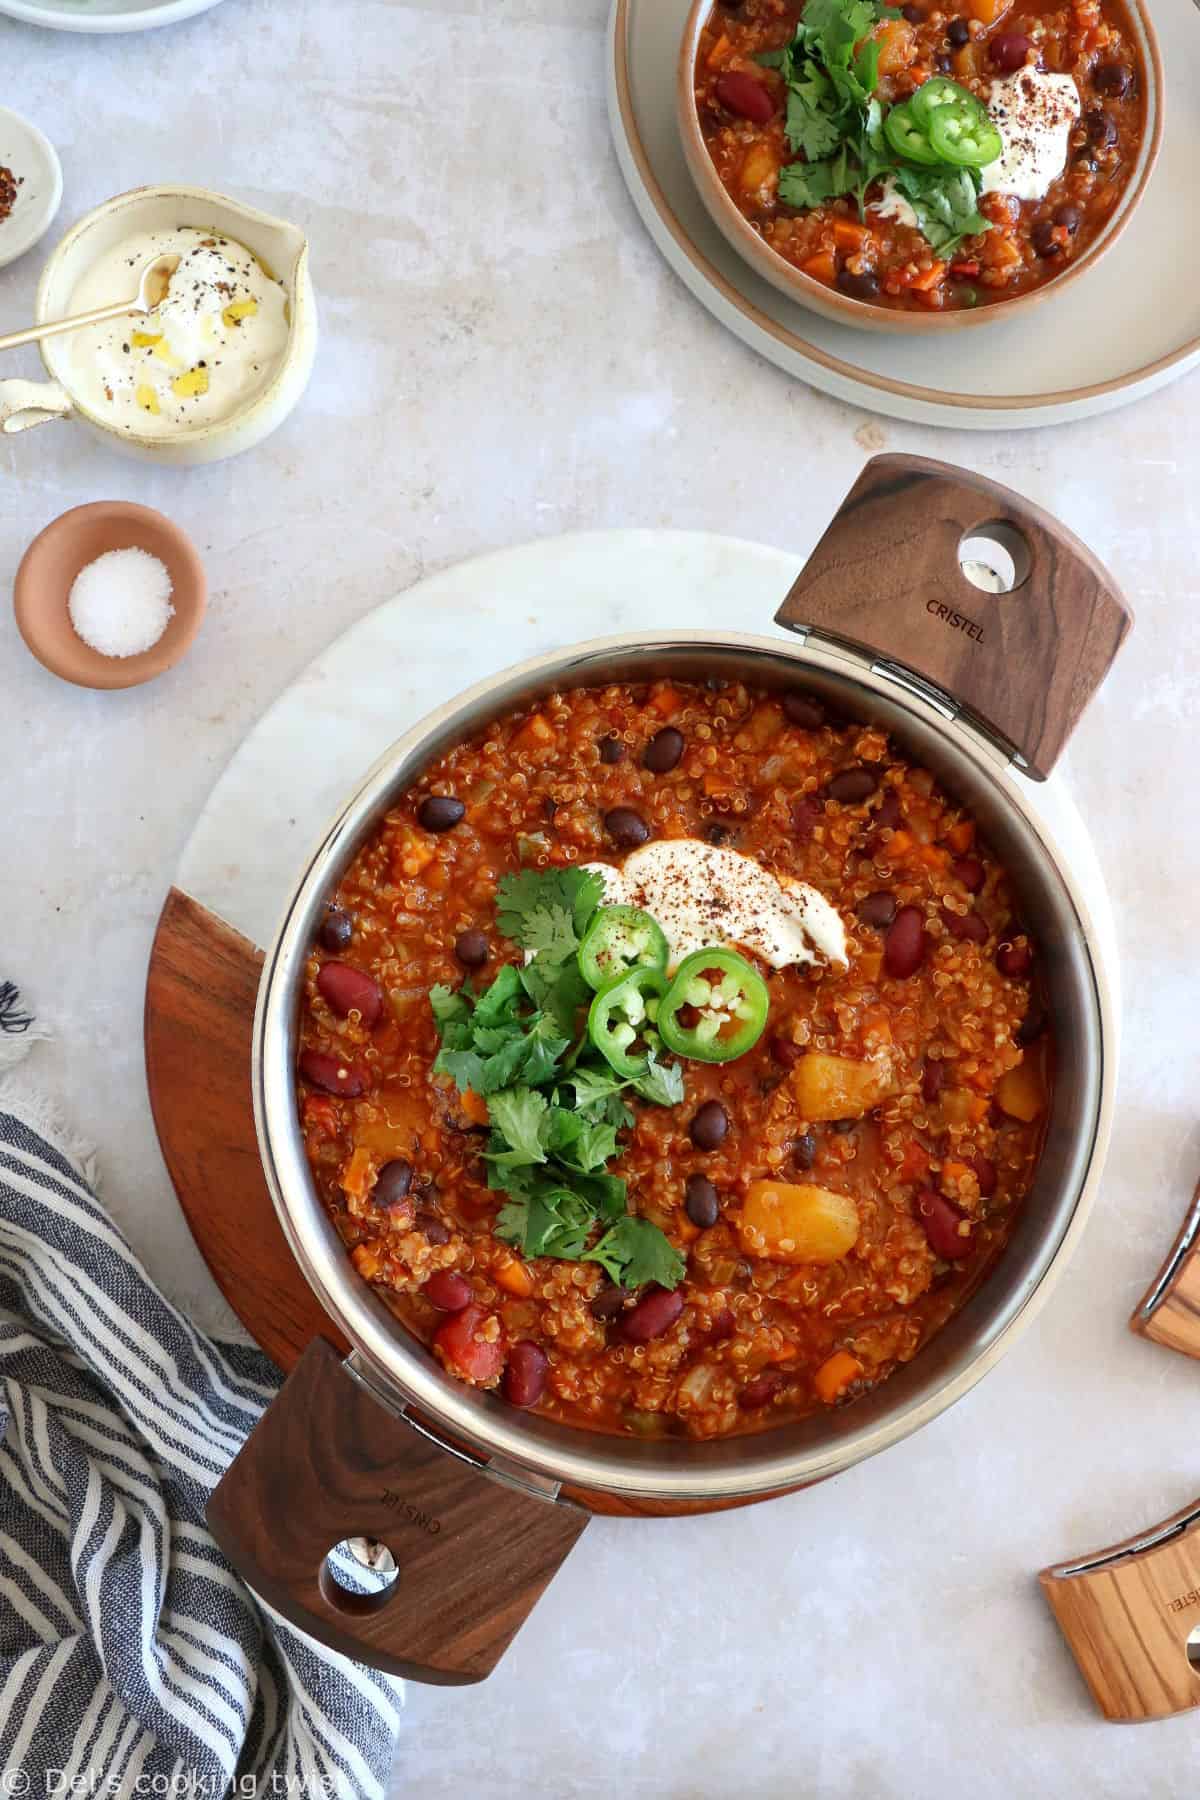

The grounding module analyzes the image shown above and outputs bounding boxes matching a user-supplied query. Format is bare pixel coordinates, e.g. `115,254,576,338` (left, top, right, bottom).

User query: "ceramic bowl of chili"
677,0,1162,332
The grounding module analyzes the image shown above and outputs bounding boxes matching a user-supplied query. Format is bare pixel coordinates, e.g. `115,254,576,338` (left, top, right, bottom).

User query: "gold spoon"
0,253,180,355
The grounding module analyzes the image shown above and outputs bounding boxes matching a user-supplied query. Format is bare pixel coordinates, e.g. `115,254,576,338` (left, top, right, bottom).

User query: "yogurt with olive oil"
62,227,290,438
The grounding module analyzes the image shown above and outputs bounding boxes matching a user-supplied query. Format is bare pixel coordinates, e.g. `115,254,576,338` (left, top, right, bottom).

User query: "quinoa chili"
692,0,1146,312
297,680,1052,1441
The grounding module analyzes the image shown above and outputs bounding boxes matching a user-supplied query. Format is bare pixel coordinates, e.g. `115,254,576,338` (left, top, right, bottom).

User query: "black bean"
947,15,969,45
783,692,825,730
414,1209,450,1245
902,3,923,19
591,1284,630,1321
376,1159,414,1207
1016,998,1048,1045
837,269,880,300
685,1174,721,1229
857,890,897,929
542,795,559,820
831,1118,857,1135
1093,61,1131,96
705,822,730,846
644,727,685,773
1085,107,1117,147
1053,202,1081,234
455,929,489,968
598,734,626,764
604,806,651,848
418,794,465,832
320,908,353,952
690,1101,729,1151
828,767,878,805
935,51,952,70
1032,220,1062,259
793,1132,817,1171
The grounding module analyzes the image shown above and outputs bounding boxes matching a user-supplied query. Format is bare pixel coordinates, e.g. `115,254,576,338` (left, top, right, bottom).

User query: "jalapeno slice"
883,100,943,166
578,905,670,992
587,965,667,1078
927,106,1002,167
658,948,770,1064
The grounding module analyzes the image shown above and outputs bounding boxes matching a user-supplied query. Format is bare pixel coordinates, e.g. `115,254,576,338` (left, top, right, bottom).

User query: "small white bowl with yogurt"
0,185,317,465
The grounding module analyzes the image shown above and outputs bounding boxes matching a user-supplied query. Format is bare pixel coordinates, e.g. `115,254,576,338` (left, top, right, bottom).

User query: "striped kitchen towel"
0,984,402,1797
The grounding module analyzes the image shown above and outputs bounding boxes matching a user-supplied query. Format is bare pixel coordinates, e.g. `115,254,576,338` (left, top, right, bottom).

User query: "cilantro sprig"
761,0,993,260
429,866,686,1292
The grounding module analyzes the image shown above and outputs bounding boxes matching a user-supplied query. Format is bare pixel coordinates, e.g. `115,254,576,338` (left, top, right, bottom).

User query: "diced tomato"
435,1304,505,1385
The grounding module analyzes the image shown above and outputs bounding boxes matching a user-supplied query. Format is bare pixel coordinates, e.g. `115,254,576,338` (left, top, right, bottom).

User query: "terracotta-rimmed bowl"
14,500,207,690
676,0,1163,334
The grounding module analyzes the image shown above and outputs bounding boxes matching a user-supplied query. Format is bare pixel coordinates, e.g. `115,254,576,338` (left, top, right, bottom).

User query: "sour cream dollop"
871,177,920,232
980,67,1081,201
585,840,848,973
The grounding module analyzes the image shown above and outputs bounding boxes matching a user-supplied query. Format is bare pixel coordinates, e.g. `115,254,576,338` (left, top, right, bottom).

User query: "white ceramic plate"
0,0,224,30
608,0,1200,429
0,106,62,268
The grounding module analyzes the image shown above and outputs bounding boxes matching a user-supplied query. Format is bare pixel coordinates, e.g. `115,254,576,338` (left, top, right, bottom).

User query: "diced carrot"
967,0,1011,21
940,1159,974,1190
801,251,838,286
946,820,975,854
996,1056,1046,1123
875,17,916,74
706,30,732,68
916,843,951,869
461,1089,490,1127
341,1145,376,1202
832,218,872,253
814,1350,864,1404
495,1257,534,1298
909,261,947,292
676,1217,701,1244
703,773,737,797
740,142,779,195
513,712,554,751
898,1138,930,1182
771,1341,801,1363
953,42,982,78
858,948,883,982
652,685,682,717
391,830,436,880
886,828,914,857
351,1242,383,1280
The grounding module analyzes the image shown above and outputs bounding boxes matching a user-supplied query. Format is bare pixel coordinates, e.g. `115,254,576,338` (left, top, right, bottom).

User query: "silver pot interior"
256,634,1105,1501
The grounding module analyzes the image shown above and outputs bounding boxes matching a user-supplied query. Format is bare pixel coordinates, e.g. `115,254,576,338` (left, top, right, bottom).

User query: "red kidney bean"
320,908,353,952
884,906,927,978
784,693,825,730
1086,107,1117,146
947,15,969,44
1093,61,1131,96
418,794,465,832
644,727,685,773
996,935,1033,978
690,1101,729,1150
1032,220,1062,259
915,1188,974,1261
857,890,897,930
714,69,775,124
770,1034,801,1069
415,1209,451,1245
739,1372,782,1409
989,32,1031,69
875,791,902,832
685,1173,721,1229
620,1286,684,1343
953,857,985,894
604,806,651,848
375,1159,414,1207
317,961,383,1027
424,1270,472,1312
941,905,989,944
971,1155,998,1199
828,766,878,806
921,1059,946,1105
591,1283,630,1321
1016,998,1047,1045
710,1307,736,1341
791,794,825,840
837,269,880,301
434,1304,504,1384
503,1340,549,1408
793,1132,817,1171
1054,202,1082,234
299,1049,365,1097
598,734,625,764
454,929,489,968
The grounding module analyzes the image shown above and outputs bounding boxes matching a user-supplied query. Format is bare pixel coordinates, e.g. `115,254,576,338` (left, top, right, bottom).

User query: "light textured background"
3,2,1200,1794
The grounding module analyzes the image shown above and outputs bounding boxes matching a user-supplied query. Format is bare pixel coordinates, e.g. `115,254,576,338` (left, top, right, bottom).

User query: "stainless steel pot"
207,456,1130,1682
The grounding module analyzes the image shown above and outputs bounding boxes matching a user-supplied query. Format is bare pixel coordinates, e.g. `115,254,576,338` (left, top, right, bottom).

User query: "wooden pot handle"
1130,1177,1200,1358
1040,1495,1200,1721
775,454,1132,779
206,1338,589,1683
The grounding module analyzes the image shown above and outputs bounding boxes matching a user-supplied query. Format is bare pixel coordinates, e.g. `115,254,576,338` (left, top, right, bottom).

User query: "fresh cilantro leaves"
429,866,687,1290
770,0,991,260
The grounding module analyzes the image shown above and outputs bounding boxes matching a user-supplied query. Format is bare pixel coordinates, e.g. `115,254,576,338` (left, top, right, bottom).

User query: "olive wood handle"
1040,1495,1200,1721
775,454,1132,779
206,1338,589,1683
1129,1177,1200,1358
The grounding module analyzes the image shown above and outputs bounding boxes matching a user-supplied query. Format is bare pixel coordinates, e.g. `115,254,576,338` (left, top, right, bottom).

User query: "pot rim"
254,628,1114,1501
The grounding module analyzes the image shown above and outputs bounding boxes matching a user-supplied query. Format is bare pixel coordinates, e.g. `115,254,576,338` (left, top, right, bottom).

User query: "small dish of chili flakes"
0,106,63,272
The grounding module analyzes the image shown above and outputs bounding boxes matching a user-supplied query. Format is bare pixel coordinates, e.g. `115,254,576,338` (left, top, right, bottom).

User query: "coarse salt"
67,547,175,659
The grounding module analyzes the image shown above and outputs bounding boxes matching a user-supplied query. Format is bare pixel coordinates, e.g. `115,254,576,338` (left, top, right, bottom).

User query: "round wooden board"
144,529,1122,1521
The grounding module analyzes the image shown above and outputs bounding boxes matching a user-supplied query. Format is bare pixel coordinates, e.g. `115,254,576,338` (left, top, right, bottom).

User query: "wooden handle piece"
1040,1496,1200,1721
206,1338,589,1682
775,454,1132,779
1129,1178,1200,1358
